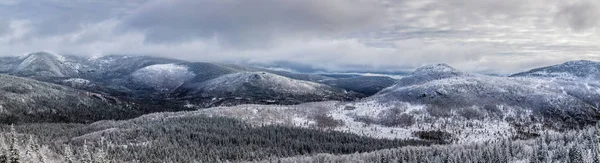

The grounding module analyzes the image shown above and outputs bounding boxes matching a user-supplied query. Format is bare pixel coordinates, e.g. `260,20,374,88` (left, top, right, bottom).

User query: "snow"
131,64,195,91
185,100,526,143
327,101,522,143
188,63,600,143
197,72,333,95
15,52,67,77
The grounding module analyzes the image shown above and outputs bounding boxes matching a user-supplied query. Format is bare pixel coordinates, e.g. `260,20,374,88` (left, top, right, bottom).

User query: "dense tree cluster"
4,116,441,162
253,123,600,163
1,116,598,162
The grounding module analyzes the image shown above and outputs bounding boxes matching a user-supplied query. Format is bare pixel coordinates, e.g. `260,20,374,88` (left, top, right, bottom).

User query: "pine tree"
23,136,32,162
93,146,107,163
27,136,44,163
592,143,600,163
0,151,7,163
63,145,74,163
8,125,18,163
82,141,92,163
568,145,584,163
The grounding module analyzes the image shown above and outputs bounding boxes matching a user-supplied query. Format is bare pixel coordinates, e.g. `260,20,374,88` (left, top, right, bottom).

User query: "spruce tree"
27,136,44,163
568,145,584,163
63,145,74,163
82,141,92,163
8,125,18,163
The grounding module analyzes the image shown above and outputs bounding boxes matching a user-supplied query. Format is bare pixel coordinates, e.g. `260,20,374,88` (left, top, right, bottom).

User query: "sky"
1,0,600,74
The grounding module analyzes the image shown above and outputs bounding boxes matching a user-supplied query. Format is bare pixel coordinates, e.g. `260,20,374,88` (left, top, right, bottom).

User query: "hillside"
188,63,600,143
0,74,141,123
511,60,600,80
0,52,391,108
174,72,363,106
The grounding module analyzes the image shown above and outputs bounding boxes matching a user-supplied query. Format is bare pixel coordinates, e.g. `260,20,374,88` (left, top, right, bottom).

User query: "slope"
0,74,142,123
174,72,363,106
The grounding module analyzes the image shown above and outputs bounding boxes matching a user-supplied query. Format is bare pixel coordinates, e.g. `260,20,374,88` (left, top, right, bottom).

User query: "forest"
0,116,441,162
0,116,597,162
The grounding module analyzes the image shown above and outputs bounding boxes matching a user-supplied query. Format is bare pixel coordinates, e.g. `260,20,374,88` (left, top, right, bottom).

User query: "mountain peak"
21,51,67,62
511,60,600,80
23,51,58,58
392,63,464,86
563,60,596,64
413,63,459,74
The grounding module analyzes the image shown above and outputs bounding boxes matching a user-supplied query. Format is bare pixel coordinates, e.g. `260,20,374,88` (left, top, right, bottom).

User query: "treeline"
4,115,442,162
252,123,600,163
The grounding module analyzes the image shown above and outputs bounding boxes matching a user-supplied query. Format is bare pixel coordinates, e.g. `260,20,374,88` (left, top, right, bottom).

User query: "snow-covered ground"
192,100,536,143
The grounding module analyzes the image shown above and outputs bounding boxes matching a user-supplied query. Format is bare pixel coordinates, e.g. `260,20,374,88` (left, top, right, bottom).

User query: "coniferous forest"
0,118,598,162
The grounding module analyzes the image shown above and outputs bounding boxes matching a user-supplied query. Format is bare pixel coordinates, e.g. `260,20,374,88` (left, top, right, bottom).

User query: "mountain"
510,60,600,80
509,59,600,112
2,52,86,78
0,52,388,108
214,63,598,143
174,71,362,106
130,63,197,92
0,74,142,123
368,64,599,129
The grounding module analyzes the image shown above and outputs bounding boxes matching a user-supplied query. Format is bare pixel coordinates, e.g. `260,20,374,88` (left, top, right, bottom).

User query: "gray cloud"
0,0,598,75
120,0,386,47
555,1,600,31
0,0,145,38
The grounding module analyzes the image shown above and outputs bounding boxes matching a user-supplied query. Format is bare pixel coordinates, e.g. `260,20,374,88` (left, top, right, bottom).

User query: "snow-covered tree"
63,145,74,163
8,125,19,163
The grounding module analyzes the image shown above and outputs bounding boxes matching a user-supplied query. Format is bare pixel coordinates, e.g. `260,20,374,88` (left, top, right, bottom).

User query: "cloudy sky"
1,0,599,74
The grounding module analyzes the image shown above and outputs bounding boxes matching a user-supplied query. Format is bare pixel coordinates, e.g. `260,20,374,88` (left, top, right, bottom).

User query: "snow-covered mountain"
367,63,599,127
0,74,141,123
511,60,600,80
0,52,390,108
7,52,85,78
130,63,196,92
197,63,599,143
175,72,362,106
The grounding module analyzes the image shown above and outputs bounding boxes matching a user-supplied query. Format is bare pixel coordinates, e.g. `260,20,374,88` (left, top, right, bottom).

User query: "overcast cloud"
0,0,599,74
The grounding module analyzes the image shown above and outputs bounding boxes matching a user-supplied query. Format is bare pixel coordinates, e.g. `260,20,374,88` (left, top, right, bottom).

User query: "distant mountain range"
190,61,600,142
0,52,396,123
0,52,395,103
367,63,600,129
0,51,598,138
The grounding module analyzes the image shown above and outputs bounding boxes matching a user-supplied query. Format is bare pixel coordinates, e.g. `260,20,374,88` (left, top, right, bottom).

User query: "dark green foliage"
568,145,584,163
379,107,415,127
314,115,343,128
413,130,453,142
8,125,18,163
353,107,415,127
458,107,485,120
1,84,32,94
425,104,453,118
